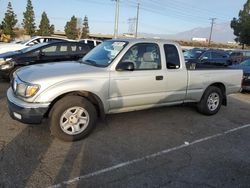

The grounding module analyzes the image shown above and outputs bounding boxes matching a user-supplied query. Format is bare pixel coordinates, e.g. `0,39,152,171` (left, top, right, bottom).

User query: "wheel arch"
205,82,227,106
45,91,105,120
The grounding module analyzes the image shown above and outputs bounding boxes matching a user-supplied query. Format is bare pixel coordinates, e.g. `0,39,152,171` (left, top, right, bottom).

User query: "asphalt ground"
0,79,250,188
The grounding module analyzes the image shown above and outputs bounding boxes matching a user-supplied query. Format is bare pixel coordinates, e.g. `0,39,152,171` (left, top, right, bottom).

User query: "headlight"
0,58,15,70
15,79,40,98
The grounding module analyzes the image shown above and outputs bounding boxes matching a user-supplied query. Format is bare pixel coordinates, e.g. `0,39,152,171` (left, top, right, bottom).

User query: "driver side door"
109,43,167,112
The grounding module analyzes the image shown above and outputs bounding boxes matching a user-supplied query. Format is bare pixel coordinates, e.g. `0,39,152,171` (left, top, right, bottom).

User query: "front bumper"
7,88,50,124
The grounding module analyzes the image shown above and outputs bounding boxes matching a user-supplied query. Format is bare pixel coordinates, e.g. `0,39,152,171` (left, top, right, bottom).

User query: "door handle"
155,75,163,80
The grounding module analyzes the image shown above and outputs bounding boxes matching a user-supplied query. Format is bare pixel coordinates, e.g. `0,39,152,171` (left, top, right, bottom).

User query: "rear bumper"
7,88,50,124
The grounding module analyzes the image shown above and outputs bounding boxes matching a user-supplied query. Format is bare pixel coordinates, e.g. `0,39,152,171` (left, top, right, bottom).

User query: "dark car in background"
184,48,206,60
79,39,102,48
229,50,250,64
185,49,232,68
230,59,250,91
0,41,92,80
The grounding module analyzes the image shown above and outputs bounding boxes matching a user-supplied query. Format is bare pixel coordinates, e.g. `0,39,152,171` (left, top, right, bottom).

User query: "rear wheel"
49,96,97,141
197,86,222,115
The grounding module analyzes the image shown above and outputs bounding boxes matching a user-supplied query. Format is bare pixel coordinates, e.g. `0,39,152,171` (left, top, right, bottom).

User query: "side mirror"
116,61,135,71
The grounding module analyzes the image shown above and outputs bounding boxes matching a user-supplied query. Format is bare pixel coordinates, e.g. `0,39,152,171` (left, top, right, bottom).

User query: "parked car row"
0,36,102,80
184,47,250,91
230,59,250,91
229,50,250,64
184,48,232,67
0,36,71,54
184,47,250,66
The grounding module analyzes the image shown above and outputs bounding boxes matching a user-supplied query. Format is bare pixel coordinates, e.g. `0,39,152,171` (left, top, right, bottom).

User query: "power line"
125,0,208,23
125,0,230,23
149,0,231,20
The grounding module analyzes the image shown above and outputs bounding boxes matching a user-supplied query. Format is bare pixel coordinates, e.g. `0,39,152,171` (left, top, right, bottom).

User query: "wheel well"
45,91,105,119
208,83,227,106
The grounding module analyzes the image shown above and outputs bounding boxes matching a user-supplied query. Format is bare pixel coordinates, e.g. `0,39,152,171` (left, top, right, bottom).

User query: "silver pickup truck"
7,39,242,141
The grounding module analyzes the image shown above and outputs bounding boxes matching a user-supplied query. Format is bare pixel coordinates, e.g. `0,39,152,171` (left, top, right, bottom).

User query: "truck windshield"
81,41,127,67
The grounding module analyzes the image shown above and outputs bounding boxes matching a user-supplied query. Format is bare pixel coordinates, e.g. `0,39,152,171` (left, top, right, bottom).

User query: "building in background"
191,37,208,43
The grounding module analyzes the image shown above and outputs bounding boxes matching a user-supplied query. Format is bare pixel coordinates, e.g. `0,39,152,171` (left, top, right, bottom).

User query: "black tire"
197,86,223,116
49,96,97,142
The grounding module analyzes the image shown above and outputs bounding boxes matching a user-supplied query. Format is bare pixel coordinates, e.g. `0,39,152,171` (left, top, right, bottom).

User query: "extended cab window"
164,44,180,69
120,43,161,70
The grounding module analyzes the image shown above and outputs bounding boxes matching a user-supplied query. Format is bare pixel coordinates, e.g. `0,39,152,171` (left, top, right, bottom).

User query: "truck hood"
16,61,109,85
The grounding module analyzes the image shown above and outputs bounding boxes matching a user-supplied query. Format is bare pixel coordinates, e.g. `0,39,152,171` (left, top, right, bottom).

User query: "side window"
245,51,250,57
120,43,161,70
164,44,180,69
78,45,90,54
27,39,40,46
48,38,63,43
87,40,95,46
201,52,211,59
60,45,68,52
71,45,77,52
41,45,57,56
211,52,221,59
26,50,40,57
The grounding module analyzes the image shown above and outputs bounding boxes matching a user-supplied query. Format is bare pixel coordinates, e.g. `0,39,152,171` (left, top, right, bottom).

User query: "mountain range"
140,22,236,43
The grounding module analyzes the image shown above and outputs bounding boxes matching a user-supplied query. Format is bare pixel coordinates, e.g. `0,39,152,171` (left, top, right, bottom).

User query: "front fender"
34,79,110,112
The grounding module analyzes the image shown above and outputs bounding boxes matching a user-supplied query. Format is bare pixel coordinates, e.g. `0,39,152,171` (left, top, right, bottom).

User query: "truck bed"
185,68,243,102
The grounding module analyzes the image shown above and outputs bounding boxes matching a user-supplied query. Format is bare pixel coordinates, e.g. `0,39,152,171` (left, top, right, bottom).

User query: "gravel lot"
0,79,250,188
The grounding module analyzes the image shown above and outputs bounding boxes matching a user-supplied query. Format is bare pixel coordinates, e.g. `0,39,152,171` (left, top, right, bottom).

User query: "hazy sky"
0,0,247,35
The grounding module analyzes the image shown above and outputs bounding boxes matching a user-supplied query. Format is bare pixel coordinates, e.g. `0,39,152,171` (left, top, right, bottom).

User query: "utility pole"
208,18,216,45
135,2,140,38
113,0,119,38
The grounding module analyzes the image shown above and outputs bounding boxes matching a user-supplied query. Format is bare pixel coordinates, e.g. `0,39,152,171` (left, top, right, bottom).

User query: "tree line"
0,0,89,40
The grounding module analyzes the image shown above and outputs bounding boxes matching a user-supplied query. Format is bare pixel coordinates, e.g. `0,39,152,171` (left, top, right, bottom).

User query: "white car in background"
79,39,102,47
0,36,70,54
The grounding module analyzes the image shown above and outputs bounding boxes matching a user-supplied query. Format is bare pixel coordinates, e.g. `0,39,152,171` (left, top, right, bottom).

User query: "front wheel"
197,86,223,115
49,96,97,141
